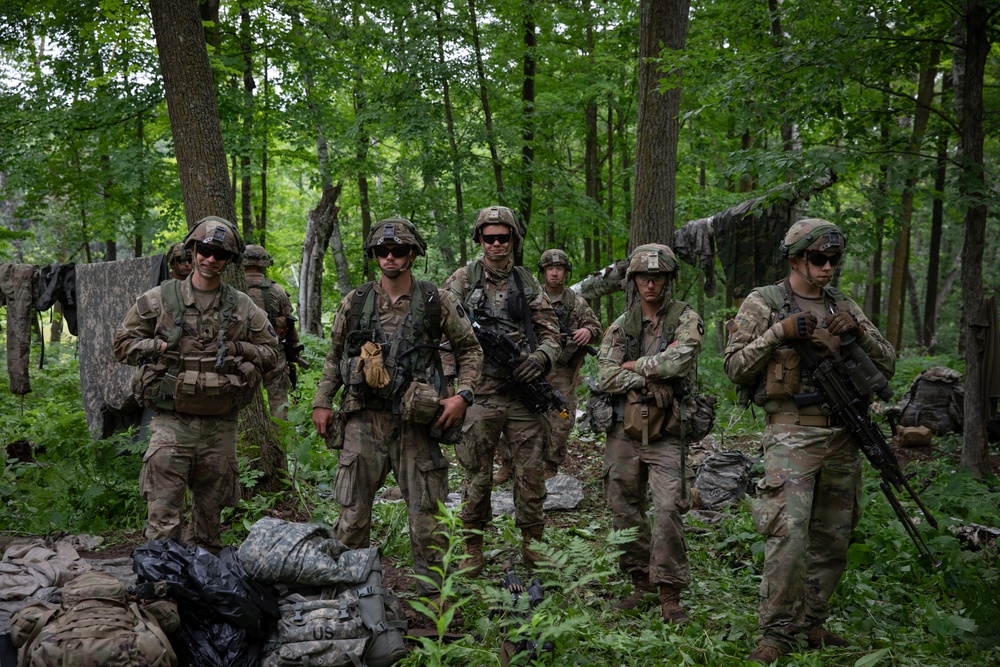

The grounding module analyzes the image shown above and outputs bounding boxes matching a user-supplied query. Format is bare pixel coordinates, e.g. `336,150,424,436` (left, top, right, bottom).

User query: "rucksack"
693,451,754,510
11,571,178,667
897,367,964,436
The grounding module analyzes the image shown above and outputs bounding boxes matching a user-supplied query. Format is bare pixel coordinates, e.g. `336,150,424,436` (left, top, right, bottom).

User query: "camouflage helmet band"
364,217,427,257
538,248,572,273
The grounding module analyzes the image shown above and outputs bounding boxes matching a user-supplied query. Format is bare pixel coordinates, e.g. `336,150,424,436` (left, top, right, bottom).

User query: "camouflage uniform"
544,286,602,470
166,242,192,281
313,220,483,591
245,271,298,419
0,263,38,395
114,217,278,552
442,217,561,557
724,219,895,655
598,299,704,590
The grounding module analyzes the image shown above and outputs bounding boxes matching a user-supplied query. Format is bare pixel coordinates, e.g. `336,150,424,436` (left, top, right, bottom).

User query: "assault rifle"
471,322,569,417
788,334,940,566
282,315,309,390
496,570,553,665
552,305,597,360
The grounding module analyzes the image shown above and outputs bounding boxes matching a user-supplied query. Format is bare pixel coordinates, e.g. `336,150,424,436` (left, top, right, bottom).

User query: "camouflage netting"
77,255,167,439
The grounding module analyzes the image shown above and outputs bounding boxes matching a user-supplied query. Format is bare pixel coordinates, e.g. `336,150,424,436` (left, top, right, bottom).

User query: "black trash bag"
133,539,278,667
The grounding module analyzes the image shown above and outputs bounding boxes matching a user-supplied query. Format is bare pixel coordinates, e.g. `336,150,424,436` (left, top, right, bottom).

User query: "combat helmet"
780,218,845,258
183,216,245,263
167,242,190,264
625,243,679,281
364,217,428,258
244,244,274,269
471,206,525,249
538,248,572,273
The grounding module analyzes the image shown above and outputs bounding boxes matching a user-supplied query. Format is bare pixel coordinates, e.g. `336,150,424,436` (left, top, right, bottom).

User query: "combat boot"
520,524,546,567
658,585,688,624
492,462,513,485
543,462,558,479
612,573,656,610
747,644,784,664
462,534,484,577
805,626,850,648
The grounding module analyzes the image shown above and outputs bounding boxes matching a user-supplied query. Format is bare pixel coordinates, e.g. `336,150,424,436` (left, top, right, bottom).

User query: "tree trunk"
468,0,504,202
434,4,468,265
149,0,286,493
519,0,536,239
923,73,949,350
631,0,690,251
956,2,990,475
301,181,345,335
239,6,255,244
886,48,939,350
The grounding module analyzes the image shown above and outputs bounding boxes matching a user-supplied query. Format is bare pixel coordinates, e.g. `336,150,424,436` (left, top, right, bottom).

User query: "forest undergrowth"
2,338,999,666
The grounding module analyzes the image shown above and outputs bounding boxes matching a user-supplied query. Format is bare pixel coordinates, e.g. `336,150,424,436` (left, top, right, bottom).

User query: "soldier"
166,242,192,281
243,244,300,419
493,249,602,483
723,219,895,664
442,206,562,575
114,216,278,552
597,243,704,624
311,218,483,594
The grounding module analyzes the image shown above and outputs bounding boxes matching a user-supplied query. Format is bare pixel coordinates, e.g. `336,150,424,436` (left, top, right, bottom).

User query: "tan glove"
645,379,675,409
826,311,862,337
779,312,817,340
226,340,258,361
358,341,391,389
513,350,548,383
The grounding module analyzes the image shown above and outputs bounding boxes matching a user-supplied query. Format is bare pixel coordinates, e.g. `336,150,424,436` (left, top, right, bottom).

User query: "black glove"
513,351,547,383
780,312,817,340
826,311,861,337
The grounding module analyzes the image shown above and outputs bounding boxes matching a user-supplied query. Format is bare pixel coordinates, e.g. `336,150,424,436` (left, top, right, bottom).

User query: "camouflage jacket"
442,258,561,396
245,273,299,345
113,278,279,374
312,277,483,410
598,300,704,395
546,287,603,369
723,283,895,412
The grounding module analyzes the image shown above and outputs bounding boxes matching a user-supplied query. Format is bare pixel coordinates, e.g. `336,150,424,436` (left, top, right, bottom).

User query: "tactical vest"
737,280,848,407
343,280,443,410
248,276,280,326
130,279,260,416
612,299,690,421
465,261,538,377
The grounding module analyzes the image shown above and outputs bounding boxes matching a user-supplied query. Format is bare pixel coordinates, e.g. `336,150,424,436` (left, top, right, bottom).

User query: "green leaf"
854,648,890,667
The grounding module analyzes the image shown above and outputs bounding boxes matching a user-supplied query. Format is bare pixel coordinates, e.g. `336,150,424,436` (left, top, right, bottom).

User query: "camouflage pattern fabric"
544,287,602,468
456,394,549,530
77,256,162,438
114,277,278,552
238,518,379,586
311,278,482,591
723,281,894,653
597,299,704,589
692,451,753,510
139,411,240,552
245,272,297,418
0,263,38,395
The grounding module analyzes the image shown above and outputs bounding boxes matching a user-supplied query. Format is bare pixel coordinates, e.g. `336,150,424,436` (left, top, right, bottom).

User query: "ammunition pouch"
763,347,802,400
622,388,666,444
401,381,441,424
132,354,260,416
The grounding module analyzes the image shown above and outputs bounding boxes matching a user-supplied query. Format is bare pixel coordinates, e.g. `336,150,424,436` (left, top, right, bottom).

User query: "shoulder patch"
725,318,739,335
455,304,467,320
136,294,158,319
697,320,705,336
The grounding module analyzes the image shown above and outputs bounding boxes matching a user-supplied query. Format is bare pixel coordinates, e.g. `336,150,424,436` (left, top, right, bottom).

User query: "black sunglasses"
195,243,235,262
373,245,412,258
806,252,841,268
481,233,511,245
173,254,192,264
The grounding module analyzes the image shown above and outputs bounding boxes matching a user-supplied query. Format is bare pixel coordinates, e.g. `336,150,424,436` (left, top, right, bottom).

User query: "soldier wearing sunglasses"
166,242,193,281
723,219,895,664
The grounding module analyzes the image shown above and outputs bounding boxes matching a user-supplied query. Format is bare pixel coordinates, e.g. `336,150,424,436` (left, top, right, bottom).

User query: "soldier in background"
723,219,895,664
243,244,300,419
114,217,278,552
311,218,482,594
598,243,704,624
492,248,601,483
166,242,192,281
442,206,562,575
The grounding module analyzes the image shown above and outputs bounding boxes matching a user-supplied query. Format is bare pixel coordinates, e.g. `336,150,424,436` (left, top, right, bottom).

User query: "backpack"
11,571,177,667
897,367,964,435
693,451,754,510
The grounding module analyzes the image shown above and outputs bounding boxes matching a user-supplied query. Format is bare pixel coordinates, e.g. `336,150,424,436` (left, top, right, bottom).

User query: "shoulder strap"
510,268,537,351
161,280,185,351
348,282,378,340
256,278,280,325
418,281,441,343
753,284,786,312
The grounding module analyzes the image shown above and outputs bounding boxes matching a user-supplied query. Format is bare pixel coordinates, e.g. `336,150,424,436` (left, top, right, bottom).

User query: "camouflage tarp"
76,255,166,439
238,517,379,586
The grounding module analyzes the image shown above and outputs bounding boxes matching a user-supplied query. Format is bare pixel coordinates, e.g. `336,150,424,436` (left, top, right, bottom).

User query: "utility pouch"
764,347,802,399
666,394,717,442
131,361,170,409
401,381,441,424
325,410,347,450
341,356,367,396
623,388,665,444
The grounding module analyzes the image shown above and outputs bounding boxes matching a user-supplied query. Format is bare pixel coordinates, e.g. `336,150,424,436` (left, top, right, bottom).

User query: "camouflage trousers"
544,367,579,468
753,424,861,652
603,423,693,588
264,359,290,420
331,410,449,593
0,263,38,396
456,394,549,530
140,410,240,553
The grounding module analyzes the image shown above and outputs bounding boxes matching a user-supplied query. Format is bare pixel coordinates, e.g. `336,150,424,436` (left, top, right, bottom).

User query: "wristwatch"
457,390,474,406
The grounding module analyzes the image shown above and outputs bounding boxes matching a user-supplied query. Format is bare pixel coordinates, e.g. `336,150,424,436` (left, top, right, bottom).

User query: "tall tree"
148,0,286,492
631,0,690,251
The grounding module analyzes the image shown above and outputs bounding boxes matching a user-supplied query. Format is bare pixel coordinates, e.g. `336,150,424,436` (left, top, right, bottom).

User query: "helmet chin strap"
791,260,824,289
